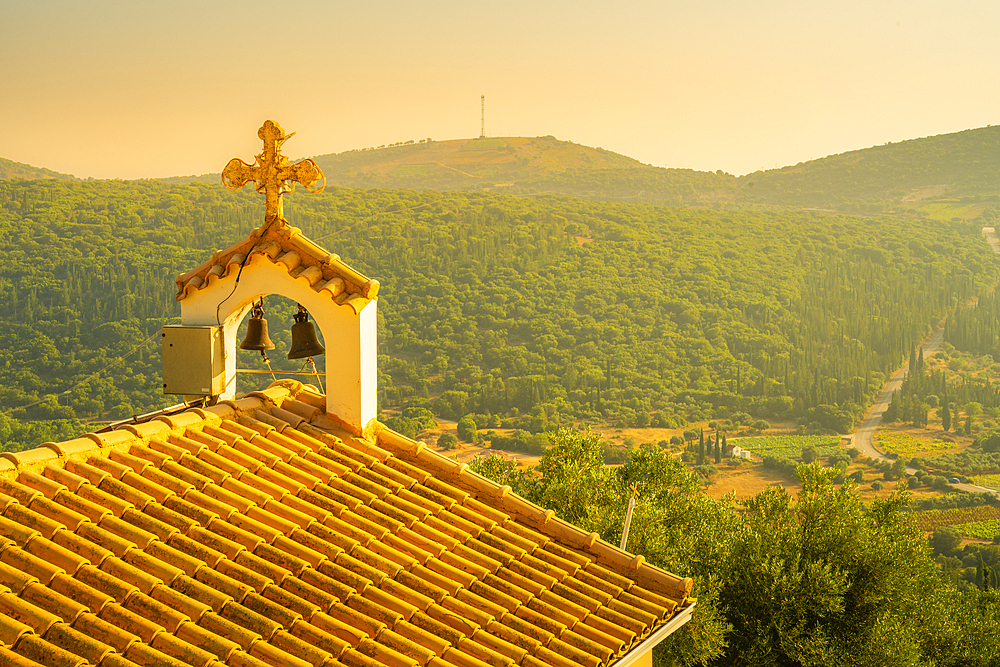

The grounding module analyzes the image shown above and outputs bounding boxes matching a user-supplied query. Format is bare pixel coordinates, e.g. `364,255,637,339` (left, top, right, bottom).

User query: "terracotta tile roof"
175,222,379,314
0,383,694,667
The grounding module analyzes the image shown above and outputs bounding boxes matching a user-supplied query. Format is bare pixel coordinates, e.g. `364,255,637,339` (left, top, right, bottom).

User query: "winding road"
848,227,1000,496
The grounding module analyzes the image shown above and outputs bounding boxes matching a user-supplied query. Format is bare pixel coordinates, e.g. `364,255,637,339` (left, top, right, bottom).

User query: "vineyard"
734,435,841,461
955,519,1000,540
874,429,955,458
911,505,1000,532
974,474,1000,490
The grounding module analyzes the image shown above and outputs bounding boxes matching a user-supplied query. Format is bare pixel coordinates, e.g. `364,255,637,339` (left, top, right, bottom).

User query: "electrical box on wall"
161,325,225,396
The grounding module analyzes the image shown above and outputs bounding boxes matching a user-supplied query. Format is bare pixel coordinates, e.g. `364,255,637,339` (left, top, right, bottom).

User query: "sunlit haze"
3,0,999,180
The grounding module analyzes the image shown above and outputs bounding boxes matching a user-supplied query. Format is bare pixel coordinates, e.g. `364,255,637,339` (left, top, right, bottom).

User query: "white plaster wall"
177,255,377,429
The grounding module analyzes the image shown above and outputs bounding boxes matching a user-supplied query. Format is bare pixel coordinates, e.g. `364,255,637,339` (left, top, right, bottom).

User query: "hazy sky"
3,0,999,179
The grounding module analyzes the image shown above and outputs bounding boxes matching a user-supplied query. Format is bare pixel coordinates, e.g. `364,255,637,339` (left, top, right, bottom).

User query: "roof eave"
612,601,697,667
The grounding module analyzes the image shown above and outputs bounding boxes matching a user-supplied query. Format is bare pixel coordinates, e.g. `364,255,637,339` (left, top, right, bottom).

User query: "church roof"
175,222,380,315
0,382,694,667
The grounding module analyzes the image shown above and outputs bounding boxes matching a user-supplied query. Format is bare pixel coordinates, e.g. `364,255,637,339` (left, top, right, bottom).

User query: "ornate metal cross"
222,120,326,222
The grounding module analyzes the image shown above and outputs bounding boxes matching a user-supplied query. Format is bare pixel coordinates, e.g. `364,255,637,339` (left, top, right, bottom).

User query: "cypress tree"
714,428,721,464
698,429,705,465
942,391,951,431
722,432,728,458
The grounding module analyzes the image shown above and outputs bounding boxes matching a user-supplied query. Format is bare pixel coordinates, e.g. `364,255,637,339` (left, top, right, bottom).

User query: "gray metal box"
161,325,225,396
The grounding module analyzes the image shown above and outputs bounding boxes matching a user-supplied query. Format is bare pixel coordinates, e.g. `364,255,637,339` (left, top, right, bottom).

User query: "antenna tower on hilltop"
480,94,485,139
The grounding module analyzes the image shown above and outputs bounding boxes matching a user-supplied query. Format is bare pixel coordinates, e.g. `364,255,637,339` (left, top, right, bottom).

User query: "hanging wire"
1,327,166,417
310,200,443,244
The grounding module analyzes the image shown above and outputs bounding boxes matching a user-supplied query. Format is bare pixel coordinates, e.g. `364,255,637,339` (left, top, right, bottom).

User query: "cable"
1,327,165,417
215,216,280,325
310,200,440,244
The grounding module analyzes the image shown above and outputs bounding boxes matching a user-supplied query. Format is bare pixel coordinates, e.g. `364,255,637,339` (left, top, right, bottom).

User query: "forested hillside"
737,125,1000,210
0,177,996,451
0,157,76,181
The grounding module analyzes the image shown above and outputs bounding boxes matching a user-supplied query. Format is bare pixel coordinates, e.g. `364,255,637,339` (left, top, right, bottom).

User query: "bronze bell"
240,303,275,351
288,306,325,359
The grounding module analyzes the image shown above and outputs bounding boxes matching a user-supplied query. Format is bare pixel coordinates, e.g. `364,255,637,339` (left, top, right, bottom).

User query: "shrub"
872,480,884,491
930,526,962,557
694,464,718,478
437,433,458,450
457,415,478,442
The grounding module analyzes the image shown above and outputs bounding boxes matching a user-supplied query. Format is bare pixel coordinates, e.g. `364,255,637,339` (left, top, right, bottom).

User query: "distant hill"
735,126,1000,213
158,125,1000,216
0,157,76,181
161,136,736,205
308,135,735,205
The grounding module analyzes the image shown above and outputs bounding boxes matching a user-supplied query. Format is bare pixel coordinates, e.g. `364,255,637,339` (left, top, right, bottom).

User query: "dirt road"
848,227,1000,496
852,328,944,462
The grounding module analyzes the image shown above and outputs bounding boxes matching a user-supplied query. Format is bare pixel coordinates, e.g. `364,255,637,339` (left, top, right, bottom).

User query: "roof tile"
0,393,693,667
20,581,88,625
49,572,112,612
5,502,65,541
279,576,338,613
0,610,33,647
149,629,219,667
18,471,66,499
13,632,92,667
24,531,90,574
214,555,270,590
1,545,64,586
198,609,260,649
52,489,112,525
175,618,240,662
171,574,233,613
246,637,314,667
219,601,282,641
0,590,61,635
194,565,256,603
71,610,138,652
42,465,89,494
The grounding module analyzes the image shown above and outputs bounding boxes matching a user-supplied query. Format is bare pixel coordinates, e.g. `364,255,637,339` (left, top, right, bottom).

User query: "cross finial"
222,120,326,222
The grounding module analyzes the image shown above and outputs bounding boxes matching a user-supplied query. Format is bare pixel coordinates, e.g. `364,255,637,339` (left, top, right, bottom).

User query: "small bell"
288,305,325,359
240,302,275,352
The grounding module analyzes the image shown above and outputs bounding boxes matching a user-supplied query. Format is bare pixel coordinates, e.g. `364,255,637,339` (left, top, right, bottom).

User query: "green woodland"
0,177,996,451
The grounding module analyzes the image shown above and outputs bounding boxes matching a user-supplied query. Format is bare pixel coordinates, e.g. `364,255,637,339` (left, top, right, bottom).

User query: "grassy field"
875,429,956,458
